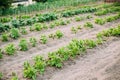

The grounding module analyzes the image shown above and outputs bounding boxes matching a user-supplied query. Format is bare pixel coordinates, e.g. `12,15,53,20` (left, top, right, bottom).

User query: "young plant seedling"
11,72,19,80
40,35,48,44
10,28,20,39
20,27,27,35
55,30,64,39
23,62,37,80
5,44,16,55
71,27,78,34
95,18,105,25
19,39,28,51
34,55,46,74
84,22,93,28
48,33,56,39
30,37,37,47
1,33,9,42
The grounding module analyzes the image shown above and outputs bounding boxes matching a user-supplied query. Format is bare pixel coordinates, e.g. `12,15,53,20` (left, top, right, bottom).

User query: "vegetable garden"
0,0,120,80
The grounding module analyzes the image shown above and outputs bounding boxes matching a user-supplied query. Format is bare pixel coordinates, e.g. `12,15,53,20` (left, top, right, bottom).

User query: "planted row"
0,30,64,59
23,38,99,80
23,24,120,80
0,7,97,33
95,13,120,25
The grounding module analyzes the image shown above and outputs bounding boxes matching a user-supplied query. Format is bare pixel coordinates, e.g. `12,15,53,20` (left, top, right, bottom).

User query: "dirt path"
40,37,120,80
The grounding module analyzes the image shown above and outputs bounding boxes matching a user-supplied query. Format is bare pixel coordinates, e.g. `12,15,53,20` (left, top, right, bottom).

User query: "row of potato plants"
71,22,93,34
0,19,70,42
95,13,120,25
0,7,97,33
0,14,93,42
23,25,120,80
95,6,120,16
0,30,64,59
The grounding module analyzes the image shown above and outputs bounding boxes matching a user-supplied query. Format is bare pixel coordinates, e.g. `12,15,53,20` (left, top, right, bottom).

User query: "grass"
0,0,98,16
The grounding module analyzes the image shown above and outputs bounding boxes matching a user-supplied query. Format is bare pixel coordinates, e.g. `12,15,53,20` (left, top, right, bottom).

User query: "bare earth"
0,13,120,80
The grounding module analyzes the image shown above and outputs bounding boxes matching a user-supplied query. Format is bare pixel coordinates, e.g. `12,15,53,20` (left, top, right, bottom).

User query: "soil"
0,12,120,80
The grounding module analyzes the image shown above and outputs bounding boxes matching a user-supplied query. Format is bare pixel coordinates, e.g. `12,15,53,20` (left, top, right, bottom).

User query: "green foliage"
11,72,19,80
57,47,70,61
84,22,93,28
48,33,56,39
23,62,37,80
5,44,16,55
49,23,56,28
0,49,3,59
71,27,78,34
48,52,63,68
19,39,28,51
84,39,97,48
1,33,9,42
34,55,46,74
62,7,96,17
95,18,105,25
11,20,20,28
34,23,43,31
0,72,3,79
30,37,37,47
38,13,58,22
20,27,27,35
106,14,120,22
75,16,83,21
95,9,108,16
40,35,48,44
10,28,20,39
86,15,92,19
55,30,64,39
0,17,11,23
96,25,120,38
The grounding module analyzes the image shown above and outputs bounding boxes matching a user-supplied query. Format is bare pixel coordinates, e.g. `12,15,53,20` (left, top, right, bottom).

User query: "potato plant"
84,22,93,28
71,27,78,34
74,16,83,21
20,27,27,35
10,28,20,39
23,62,37,80
55,30,64,39
95,18,105,25
48,33,56,39
5,44,16,55
30,37,37,47
34,55,46,74
1,33,9,42
11,72,19,80
47,52,63,68
86,15,92,19
19,39,28,51
84,39,97,48
34,23,43,31
40,35,48,44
